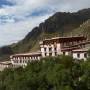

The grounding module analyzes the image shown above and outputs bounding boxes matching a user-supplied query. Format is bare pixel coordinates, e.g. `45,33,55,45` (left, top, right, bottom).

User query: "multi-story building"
10,51,41,68
40,36,87,57
9,36,90,68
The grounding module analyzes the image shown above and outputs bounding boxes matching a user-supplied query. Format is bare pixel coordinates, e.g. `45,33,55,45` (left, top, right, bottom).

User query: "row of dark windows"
14,60,28,63
13,59,38,63
63,52,88,59
13,56,39,60
45,52,57,56
77,53,87,58
13,57,39,63
44,47,57,52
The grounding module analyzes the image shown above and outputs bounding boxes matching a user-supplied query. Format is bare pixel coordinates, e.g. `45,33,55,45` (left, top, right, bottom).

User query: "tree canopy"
0,55,90,90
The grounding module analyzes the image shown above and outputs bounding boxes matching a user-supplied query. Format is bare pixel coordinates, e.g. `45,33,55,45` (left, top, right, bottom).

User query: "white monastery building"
10,51,41,68
0,61,12,71
1,36,90,70
72,47,89,60
40,36,87,57
40,36,90,60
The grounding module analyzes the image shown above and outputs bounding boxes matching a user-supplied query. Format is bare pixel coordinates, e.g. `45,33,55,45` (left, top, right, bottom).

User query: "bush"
0,56,90,90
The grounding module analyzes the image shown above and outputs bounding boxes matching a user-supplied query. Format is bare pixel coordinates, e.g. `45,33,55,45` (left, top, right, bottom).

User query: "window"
55,52,57,56
20,60,22,63
49,48,52,52
84,53,87,58
54,47,57,51
44,48,46,51
49,53,52,56
77,53,80,58
23,60,24,63
45,53,47,56
16,60,18,63
63,52,65,55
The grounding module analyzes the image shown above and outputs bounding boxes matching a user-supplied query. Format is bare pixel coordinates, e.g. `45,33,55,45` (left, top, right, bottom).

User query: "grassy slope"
66,19,90,38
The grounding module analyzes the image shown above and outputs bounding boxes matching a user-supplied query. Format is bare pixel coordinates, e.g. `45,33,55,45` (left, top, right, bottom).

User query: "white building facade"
0,61,12,71
10,52,41,68
9,36,90,68
72,48,89,61
40,36,87,57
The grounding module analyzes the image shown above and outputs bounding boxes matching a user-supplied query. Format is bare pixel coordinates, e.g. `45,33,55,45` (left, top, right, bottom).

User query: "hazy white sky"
0,0,90,46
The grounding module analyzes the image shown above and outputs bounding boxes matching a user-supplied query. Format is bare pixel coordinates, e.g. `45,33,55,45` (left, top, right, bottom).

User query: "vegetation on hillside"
67,19,90,38
0,56,90,90
0,46,13,61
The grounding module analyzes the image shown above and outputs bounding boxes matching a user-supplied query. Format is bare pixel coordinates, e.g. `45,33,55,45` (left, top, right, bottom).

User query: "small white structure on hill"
72,47,89,61
0,61,12,71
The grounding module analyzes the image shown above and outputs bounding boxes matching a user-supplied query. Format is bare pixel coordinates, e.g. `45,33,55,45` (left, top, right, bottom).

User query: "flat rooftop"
72,47,90,52
10,51,41,57
0,61,12,65
40,36,87,44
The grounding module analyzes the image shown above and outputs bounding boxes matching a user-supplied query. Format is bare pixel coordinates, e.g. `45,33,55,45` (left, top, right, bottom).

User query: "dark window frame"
77,53,80,58
84,53,87,58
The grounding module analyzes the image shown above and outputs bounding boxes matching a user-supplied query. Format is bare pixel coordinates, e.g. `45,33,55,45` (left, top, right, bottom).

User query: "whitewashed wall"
73,52,87,61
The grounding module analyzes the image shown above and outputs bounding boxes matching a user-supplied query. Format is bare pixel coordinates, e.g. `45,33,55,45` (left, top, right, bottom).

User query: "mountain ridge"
0,8,90,61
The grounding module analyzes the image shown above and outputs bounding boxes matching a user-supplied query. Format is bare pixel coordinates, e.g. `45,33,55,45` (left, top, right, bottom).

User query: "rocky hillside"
0,8,90,61
67,19,90,38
